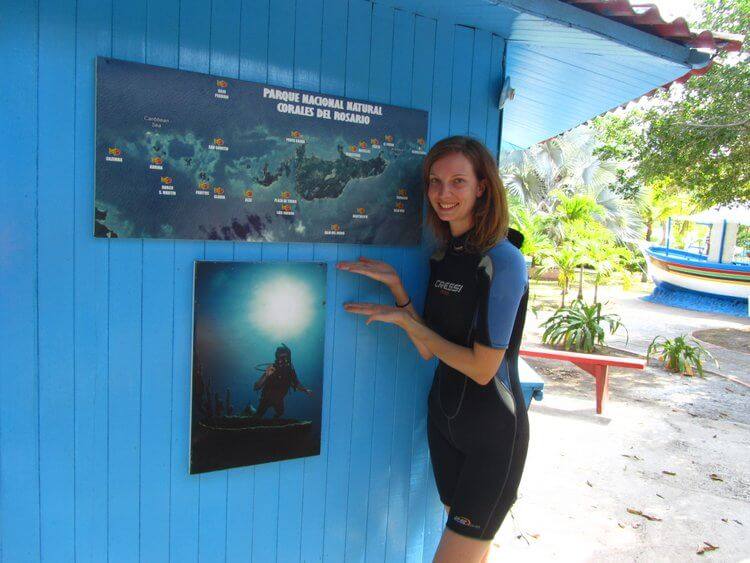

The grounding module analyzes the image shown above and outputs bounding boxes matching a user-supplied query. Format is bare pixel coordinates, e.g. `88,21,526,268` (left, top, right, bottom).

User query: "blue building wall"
0,0,505,561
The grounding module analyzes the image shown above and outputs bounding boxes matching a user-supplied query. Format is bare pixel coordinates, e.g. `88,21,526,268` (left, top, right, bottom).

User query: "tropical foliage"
540,299,626,353
646,335,718,377
593,1,749,206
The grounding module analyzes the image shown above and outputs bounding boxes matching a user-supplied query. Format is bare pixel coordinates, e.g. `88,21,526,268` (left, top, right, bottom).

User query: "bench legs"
573,362,610,414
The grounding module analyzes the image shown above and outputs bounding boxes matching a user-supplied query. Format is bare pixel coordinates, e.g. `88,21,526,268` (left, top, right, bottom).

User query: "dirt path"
485,282,750,561
490,359,750,562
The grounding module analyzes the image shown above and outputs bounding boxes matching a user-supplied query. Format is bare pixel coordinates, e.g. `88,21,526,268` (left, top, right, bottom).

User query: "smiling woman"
337,136,530,563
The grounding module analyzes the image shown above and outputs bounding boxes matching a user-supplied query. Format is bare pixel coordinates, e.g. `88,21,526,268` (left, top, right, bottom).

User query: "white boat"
642,206,750,314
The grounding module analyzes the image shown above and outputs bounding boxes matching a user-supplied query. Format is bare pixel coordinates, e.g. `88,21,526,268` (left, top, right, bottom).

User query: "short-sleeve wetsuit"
423,228,530,540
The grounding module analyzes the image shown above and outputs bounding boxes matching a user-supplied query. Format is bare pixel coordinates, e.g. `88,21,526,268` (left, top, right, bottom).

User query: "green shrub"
541,299,626,353
646,335,717,377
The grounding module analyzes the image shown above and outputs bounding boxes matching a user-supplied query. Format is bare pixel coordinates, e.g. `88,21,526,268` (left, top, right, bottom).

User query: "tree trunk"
577,265,584,301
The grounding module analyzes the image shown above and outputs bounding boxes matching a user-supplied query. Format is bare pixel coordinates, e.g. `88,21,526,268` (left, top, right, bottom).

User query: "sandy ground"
486,281,750,562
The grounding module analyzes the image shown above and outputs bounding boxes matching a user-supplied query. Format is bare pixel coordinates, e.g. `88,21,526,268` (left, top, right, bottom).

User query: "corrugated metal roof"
560,1,744,105
562,1,743,52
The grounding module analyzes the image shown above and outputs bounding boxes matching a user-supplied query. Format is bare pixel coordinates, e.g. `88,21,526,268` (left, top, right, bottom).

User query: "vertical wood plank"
0,1,41,561
224,2,270,558
342,1,379,560
448,26,473,136
169,1,211,561
385,8,417,562
108,1,147,559
404,15,437,563
197,2,242,562
300,8,341,561
291,0,327,554
362,4,399,561
429,18,455,144
72,0,113,560
421,15,458,563
246,0,295,559
36,0,76,560
139,1,180,561
468,29,492,141
266,1,309,562
317,0,353,560
485,35,506,156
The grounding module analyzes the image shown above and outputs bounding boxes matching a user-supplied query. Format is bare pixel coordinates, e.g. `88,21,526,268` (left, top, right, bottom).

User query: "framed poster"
94,57,428,245
189,261,326,474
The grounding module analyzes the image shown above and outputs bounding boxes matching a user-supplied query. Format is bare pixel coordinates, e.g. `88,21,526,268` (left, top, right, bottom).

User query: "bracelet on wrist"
395,296,411,308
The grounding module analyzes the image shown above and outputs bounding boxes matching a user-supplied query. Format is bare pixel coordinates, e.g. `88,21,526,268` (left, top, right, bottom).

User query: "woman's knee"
432,527,491,563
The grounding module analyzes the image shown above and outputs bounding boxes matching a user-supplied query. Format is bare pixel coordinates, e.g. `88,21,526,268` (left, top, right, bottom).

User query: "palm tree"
541,244,581,307
500,126,642,244
509,204,554,268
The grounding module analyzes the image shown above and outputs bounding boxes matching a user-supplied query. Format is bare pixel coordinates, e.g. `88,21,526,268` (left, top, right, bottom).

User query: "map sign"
94,57,428,244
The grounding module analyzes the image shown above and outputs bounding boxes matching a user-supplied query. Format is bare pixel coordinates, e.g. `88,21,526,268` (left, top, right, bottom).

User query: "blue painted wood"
384,10,419,562
486,35,506,157
448,27,473,137
71,1,112,560
362,6,398,562
169,1,210,562
0,0,524,561
292,2,327,561
37,1,76,561
404,16,437,563
224,4,269,561
108,2,147,560
196,3,243,562
0,1,41,561
140,1,180,561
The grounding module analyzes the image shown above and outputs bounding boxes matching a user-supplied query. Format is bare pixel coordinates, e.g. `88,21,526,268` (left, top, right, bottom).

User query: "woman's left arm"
343,303,503,384
404,318,505,385
404,243,528,385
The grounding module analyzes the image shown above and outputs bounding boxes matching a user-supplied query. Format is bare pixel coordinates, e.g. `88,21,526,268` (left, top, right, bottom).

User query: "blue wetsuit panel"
473,239,528,389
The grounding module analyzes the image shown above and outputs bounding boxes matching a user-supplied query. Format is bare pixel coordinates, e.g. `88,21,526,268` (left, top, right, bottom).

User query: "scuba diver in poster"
253,343,313,419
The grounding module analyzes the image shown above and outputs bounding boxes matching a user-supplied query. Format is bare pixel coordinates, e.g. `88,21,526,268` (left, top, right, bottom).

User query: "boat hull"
644,246,750,300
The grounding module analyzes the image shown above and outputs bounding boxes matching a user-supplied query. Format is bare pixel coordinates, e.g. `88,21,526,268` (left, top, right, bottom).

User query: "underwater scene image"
190,261,326,474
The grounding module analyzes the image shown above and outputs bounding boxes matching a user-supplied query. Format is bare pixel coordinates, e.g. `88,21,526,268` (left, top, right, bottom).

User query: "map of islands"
94,57,428,245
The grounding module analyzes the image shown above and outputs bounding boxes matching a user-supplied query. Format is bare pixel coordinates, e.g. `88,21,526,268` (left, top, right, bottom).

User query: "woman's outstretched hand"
343,302,412,328
336,256,401,289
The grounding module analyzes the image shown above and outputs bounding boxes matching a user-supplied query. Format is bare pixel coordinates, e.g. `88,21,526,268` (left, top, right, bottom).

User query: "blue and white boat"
642,206,750,314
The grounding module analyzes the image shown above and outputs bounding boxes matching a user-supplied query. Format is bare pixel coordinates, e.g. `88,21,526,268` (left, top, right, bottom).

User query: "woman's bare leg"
435,505,491,563
432,527,491,563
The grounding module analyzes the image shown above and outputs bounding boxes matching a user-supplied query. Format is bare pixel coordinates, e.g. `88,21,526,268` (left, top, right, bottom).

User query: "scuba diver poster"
189,260,326,474
94,56,428,245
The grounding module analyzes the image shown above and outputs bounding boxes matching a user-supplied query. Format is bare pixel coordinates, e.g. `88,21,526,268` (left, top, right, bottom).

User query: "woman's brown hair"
423,135,509,253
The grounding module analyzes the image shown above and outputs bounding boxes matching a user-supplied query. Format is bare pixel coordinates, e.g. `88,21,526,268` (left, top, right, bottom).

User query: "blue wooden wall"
0,0,505,561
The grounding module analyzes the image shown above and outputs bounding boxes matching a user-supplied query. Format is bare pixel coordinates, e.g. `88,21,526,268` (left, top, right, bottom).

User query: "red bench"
519,347,647,415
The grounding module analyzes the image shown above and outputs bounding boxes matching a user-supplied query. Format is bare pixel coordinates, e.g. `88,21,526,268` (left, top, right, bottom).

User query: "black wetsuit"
423,229,530,540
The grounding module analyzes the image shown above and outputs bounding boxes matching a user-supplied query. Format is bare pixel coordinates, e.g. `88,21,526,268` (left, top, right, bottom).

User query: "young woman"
337,135,530,562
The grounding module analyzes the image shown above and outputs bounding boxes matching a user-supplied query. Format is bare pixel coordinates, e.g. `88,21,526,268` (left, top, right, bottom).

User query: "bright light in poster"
251,277,313,338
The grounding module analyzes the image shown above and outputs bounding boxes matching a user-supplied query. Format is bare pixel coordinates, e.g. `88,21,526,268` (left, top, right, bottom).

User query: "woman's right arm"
337,257,434,361
389,281,434,361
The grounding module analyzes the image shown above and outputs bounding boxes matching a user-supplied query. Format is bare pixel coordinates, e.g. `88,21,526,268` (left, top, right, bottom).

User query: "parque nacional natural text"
262,87,383,125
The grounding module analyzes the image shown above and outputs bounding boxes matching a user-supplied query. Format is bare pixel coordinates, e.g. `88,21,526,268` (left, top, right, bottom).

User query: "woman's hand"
343,302,412,328
336,256,402,290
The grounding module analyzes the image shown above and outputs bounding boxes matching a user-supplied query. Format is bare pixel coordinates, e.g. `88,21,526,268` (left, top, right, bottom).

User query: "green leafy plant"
646,335,717,377
541,299,626,353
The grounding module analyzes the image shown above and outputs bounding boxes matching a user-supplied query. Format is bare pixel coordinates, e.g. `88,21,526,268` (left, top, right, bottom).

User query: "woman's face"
427,152,485,232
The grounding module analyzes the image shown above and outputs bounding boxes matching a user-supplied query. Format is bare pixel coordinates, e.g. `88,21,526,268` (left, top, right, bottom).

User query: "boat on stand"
641,206,750,316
